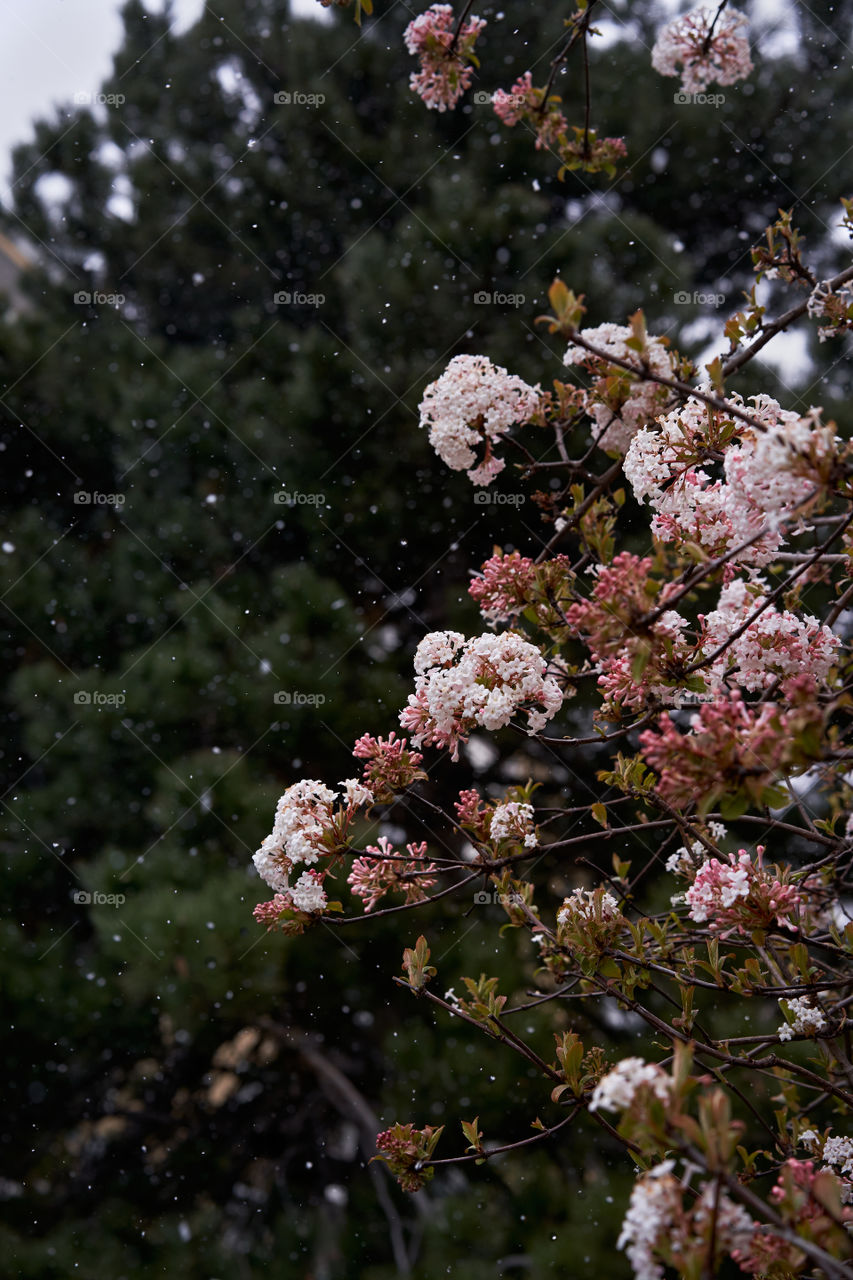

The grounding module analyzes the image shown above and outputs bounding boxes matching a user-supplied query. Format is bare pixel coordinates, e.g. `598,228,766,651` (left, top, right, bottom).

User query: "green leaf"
592,802,609,828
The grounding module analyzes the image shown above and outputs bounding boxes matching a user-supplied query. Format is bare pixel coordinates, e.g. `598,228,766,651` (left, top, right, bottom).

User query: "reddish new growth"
352,731,426,802
684,847,802,936
492,72,568,150
639,676,824,814
558,128,627,178
347,836,438,912
373,1122,443,1192
492,74,626,175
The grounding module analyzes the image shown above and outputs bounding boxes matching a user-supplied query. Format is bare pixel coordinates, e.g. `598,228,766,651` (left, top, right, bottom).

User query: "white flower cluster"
651,5,753,95
808,281,836,319
617,1160,754,1280
778,995,828,1041
666,823,728,876
807,279,853,342
692,1183,756,1255
489,801,538,848
822,1135,853,1175
290,870,328,914
589,1057,671,1113
563,323,674,455
401,629,564,758
417,354,541,485
617,1161,680,1280
699,578,840,692
557,887,621,927
253,777,373,893
624,393,833,566
801,1130,853,1202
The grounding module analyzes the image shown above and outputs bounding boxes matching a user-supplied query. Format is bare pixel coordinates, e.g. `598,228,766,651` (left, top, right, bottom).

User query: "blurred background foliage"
1,0,852,1274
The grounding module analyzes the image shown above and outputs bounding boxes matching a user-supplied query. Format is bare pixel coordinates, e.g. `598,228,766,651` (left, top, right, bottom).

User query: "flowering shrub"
255,8,853,1278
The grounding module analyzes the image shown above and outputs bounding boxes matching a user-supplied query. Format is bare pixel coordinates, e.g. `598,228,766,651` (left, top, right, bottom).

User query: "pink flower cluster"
639,676,824,813
373,1122,442,1193
492,72,568,150
699,577,840,693
418,354,541,485
404,4,486,112
564,323,675,455
253,894,291,928
347,835,437,912
455,787,491,839
352,730,425,801
399,630,563,759
624,393,834,566
651,5,753,95
468,550,574,629
468,550,537,623
565,552,690,713
684,848,801,935
733,1160,853,1275
491,75,626,173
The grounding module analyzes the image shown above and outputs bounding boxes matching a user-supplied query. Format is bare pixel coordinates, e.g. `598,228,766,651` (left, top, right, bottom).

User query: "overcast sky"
0,1,209,200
